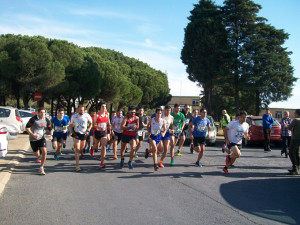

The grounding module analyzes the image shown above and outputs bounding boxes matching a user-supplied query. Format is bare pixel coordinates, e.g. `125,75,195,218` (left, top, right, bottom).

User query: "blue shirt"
192,117,211,137
51,116,68,135
262,114,274,128
64,115,70,134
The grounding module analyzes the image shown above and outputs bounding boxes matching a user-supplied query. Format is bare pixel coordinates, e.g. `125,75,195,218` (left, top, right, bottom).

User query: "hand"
48,135,53,141
32,133,39,140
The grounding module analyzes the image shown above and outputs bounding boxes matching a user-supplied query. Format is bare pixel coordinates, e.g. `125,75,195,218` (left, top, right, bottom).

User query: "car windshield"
253,119,280,126
20,111,34,117
0,108,11,117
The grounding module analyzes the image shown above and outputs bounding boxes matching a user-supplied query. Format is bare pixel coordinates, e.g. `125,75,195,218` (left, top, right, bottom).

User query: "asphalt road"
0,136,299,225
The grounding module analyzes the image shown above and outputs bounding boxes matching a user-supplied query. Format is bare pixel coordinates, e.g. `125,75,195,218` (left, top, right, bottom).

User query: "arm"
223,127,230,145
25,117,39,140
207,124,211,138
188,121,194,140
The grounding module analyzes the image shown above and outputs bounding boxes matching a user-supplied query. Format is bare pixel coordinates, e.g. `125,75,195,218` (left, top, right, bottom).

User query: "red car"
243,116,281,146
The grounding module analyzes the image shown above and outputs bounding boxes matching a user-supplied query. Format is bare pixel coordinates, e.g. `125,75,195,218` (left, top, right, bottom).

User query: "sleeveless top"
150,117,164,136
162,114,172,131
123,115,137,136
96,112,109,132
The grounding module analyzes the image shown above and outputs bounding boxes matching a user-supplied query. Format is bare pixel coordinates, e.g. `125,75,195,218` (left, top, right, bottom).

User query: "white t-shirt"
70,113,92,134
151,117,164,136
227,120,249,144
111,115,124,133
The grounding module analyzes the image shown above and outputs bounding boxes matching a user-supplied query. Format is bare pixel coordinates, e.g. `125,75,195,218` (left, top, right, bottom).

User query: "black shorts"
52,134,64,143
121,134,136,144
170,133,180,139
228,143,241,150
94,130,107,140
71,132,87,141
113,132,122,143
136,130,145,141
193,136,206,147
30,138,47,152
180,130,188,137
63,133,68,141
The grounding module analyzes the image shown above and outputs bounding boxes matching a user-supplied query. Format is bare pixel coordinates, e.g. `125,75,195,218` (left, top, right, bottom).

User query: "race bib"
97,122,106,131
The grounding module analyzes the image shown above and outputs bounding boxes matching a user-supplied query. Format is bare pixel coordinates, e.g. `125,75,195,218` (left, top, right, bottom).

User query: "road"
0,135,299,225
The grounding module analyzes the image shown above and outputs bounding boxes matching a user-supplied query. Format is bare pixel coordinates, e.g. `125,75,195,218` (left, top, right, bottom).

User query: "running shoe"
72,145,75,152
145,149,149,159
222,144,226,153
76,165,81,172
80,154,85,160
225,155,231,167
107,148,111,152
149,152,152,156
90,149,94,156
128,161,133,169
100,162,105,168
63,143,66,148
120,159,125,168
176,150,182,156
195,161,202,167
86,147,90,153
54,155,59,160
158,161,164,168
190,145,194,154
38,168,46,175
36,158,41,163
135,152,139,158
223,167,229,174
59,150,64,155
170,158,174,166
157,152,161,156
113,155,118,160
154,164,159,171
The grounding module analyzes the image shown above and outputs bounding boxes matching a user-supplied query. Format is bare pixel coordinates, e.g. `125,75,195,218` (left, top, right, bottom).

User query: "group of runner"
25,103,259,176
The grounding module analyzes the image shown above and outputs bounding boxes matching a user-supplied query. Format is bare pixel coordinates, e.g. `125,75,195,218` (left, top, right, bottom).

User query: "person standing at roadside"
221,109,231,153
280,111,292,157
26,107,53,175
69,105,92,172
188,108,210,167
51,108,68,160
262,108,274,152
287,109,300,175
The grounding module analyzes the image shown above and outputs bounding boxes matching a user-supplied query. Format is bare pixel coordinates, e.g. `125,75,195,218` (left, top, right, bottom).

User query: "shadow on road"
220,178,300,225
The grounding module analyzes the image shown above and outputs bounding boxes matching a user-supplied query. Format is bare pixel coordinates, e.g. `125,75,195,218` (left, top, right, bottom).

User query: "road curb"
0,134,30,196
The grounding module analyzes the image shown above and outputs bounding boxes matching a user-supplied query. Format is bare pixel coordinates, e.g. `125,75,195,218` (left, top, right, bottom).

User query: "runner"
62,113,70,150
146,108,166,171
157,105,173,168
189,109,199,154
92,101,111,168
86,107,96,154
177,104,193,155
51,108,68,160
107,110,116,152
25,107,53,175
111,108,124,159
222,111,250,174
120,106,139,169
169,104,185,165
69,105,92,172
188,108,211,167
135,107,148,157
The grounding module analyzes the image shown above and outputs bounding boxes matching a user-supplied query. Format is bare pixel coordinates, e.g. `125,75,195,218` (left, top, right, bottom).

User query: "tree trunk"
255,89,260,116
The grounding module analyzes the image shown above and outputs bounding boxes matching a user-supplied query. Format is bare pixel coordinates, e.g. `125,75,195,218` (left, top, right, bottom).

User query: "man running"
189,109,199,154
177,104,193,155
92,102,111,168
111,108,124,159
222,111,250,174
51,108,68,160
69,105,92,172
188,108,211,167
120,106,139,169
147,108,166,171
221,109,231,153
26,107,53,175
170,104,185,165
135,107,148,157
86,107,96,154
157,105,173,168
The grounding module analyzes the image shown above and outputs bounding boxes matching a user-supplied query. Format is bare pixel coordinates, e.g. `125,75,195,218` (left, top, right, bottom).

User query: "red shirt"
123,115,137,136
96,112,109,132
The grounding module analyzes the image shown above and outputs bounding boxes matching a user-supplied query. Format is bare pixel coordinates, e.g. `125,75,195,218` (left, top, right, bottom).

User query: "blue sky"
0,0,299,109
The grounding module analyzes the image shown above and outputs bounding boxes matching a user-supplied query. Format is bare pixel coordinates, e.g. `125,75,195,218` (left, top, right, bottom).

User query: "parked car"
185,115,217,146
19,109,35,131
0,123,8,157
0,106,23,133
243,116,281,146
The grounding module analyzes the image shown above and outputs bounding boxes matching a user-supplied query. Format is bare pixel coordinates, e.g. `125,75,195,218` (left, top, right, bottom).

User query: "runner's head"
192,109,199,118
155,107,162,118
78,105,85,115
200,108,207,118
138,107,144,116
37,107,46,119
239,111,248,123
295,109,300,117
117,108,123,118
128,106,136,117
89,107,96,117
183,104,190,113
57,108,65,119
174,104,180,113
164,105,171,115
99,101,106,113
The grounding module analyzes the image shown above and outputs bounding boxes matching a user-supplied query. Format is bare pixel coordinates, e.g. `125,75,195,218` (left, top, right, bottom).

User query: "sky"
0,0,299,109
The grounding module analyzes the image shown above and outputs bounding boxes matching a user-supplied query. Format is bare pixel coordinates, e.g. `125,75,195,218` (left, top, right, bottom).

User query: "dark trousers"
288,139,300,171
263,128,271,150
281,136,291,153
